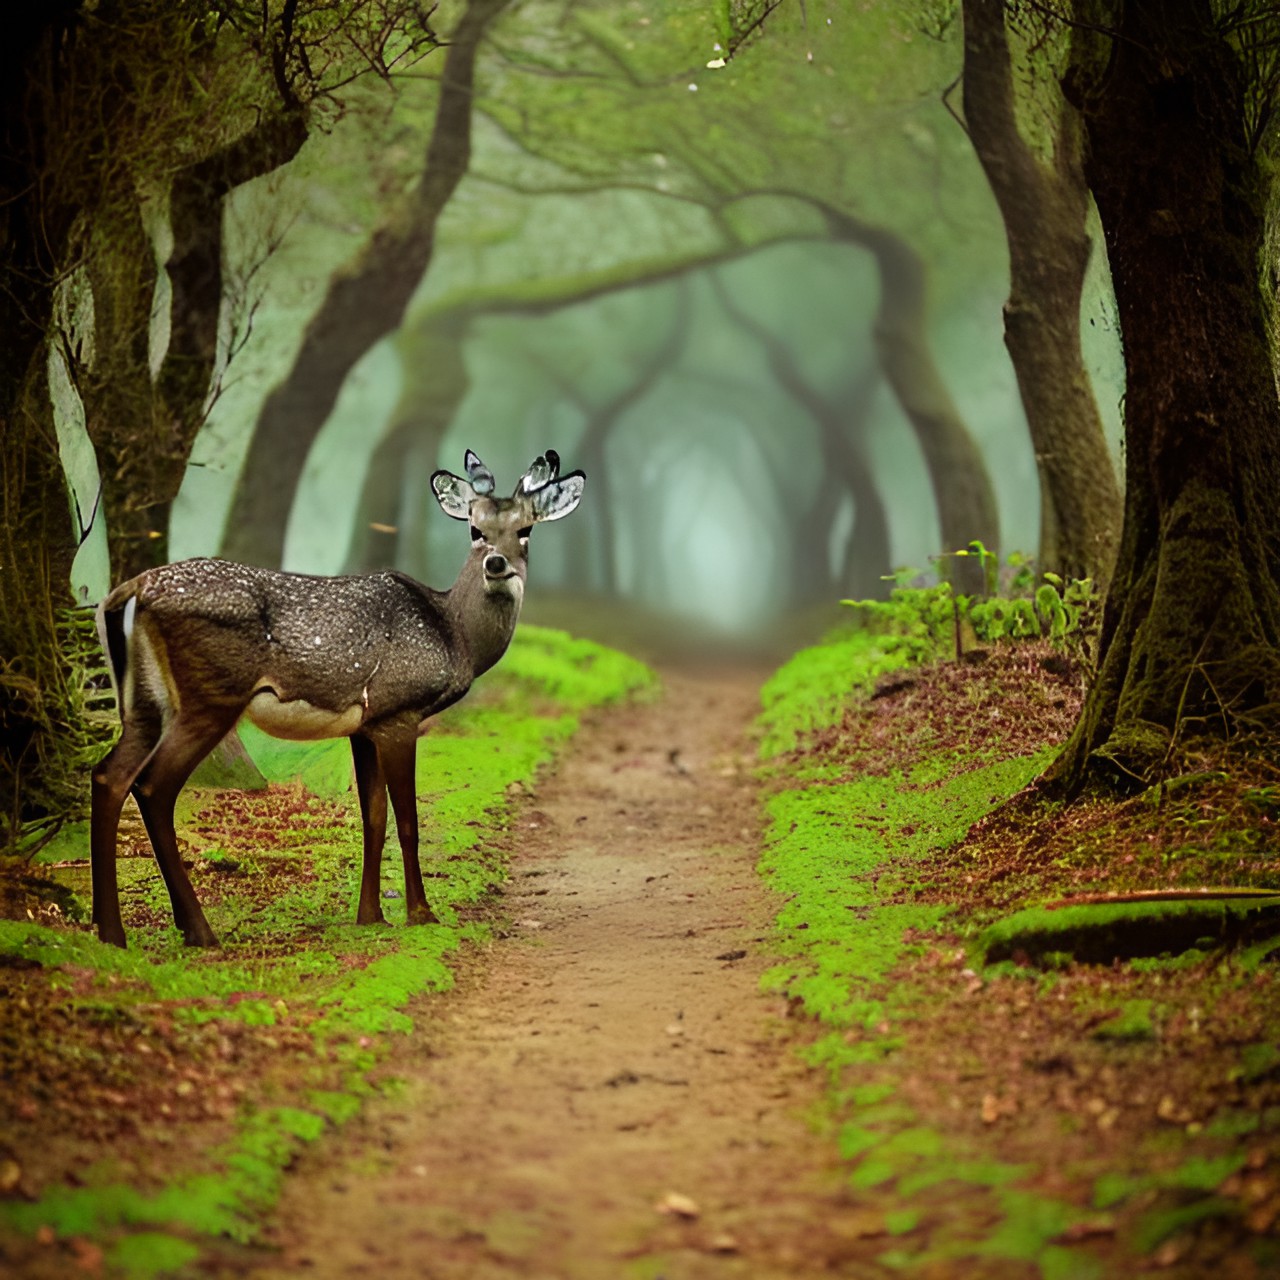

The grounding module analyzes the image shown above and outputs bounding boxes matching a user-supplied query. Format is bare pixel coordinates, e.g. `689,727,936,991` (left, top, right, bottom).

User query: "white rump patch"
245,689,363,741
125,618,175,723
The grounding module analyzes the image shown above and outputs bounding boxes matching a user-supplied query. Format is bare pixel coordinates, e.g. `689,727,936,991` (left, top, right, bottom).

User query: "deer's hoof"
356,904,388,925
406,903,439,926
183,925,220,948
98,925,127,949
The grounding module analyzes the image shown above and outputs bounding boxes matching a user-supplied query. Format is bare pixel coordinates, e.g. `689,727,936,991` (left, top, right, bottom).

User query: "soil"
239,665,878,1280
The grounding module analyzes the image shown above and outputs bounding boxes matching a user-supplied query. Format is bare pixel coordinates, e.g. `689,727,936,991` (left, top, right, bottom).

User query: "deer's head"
430,450,585,599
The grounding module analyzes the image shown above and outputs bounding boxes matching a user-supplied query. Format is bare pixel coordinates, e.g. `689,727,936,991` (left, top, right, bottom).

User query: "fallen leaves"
980,1093,1018,1124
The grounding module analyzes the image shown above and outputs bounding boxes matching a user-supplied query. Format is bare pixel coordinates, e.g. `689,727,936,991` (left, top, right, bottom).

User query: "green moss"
1132,1197,1239,1252
1093,1170,1145,1209
485,623,656,710
1205,1110,1261,1139
756,622,1119,1280
757,626,924,757
977,1190,1078,1262
758,752,1047,1031
1234,1041,1280,1083
980,897,1280,967
1091,999,1156,1042
108,1232,200,1280
897,1158,1030,1196
885,1209,920,1236
1091,1150,1246,1217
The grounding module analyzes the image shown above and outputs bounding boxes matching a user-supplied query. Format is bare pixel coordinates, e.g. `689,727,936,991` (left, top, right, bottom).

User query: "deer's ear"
530,471,585,523
431,470,476,520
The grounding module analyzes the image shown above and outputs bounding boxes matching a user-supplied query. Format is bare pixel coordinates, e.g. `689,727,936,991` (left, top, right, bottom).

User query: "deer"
90,449,584,949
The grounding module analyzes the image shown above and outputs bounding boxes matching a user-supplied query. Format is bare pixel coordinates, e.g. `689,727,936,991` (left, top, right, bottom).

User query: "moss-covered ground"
758,627,1280,1278
0,625,653,1279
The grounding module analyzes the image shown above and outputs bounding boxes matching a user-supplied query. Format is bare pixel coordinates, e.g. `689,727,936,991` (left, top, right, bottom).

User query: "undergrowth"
756,594,1280,1278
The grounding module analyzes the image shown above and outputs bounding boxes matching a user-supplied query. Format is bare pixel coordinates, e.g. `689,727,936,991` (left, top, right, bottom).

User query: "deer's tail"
95,578,142,720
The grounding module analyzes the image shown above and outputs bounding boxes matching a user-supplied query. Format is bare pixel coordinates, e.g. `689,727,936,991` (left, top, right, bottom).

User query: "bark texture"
223,0,511,567
0,7,98,842
961,0,1121,585
1049,3,1280,789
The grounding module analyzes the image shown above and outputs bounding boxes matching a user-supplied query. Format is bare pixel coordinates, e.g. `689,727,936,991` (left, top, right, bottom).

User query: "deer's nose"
484,553,509,577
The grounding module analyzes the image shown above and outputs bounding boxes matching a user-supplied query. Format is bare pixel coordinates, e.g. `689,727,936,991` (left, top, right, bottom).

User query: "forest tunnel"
170,242,1058,650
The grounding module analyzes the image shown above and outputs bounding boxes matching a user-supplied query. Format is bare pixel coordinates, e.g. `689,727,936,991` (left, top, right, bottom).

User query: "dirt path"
246,668,882,1279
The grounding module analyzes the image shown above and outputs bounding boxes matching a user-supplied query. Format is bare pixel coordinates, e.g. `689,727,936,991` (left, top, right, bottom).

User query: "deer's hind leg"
351,732,389,925
132,705,244,947
91,710,165,948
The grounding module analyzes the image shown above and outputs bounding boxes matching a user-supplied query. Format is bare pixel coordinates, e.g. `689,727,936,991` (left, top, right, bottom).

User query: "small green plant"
839,575,954,666
843,549,1099,669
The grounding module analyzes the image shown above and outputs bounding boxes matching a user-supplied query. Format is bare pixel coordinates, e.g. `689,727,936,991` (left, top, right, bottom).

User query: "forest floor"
2,625,1279,1279
238,664,856,1280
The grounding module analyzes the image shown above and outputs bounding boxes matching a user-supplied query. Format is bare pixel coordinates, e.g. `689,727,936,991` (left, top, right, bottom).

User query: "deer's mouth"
484,571,524,600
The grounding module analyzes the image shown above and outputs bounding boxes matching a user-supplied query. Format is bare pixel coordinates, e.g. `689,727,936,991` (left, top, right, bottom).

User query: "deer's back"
117,558,467,729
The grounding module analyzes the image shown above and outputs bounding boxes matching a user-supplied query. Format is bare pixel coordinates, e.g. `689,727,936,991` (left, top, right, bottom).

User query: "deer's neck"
445,551,523,680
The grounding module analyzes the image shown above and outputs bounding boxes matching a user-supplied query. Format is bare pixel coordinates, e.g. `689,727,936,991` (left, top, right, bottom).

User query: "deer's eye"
517,527,532,541
470,525,484,542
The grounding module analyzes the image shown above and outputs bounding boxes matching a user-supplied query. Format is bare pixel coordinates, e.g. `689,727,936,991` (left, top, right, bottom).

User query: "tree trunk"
1049,4,1280,790
824,211,1001,592
842,455,892,601
343,316,470,574
530,278,691,598
81,183,163,581
146,110,309,573
0,8,97,845
222,0,510,568
961,0,1121,586
708,274,892,602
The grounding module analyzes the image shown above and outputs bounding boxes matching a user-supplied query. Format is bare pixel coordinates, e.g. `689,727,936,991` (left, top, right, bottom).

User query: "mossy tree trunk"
1048,3,1280,790
0,3,411,839
961,0,1120,585
0,8,100,844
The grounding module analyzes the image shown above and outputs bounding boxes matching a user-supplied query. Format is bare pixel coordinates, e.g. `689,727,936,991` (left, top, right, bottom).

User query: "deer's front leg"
351,733,388,925
380,739,438,927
